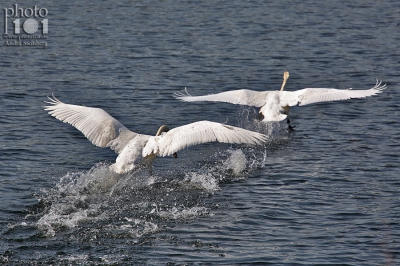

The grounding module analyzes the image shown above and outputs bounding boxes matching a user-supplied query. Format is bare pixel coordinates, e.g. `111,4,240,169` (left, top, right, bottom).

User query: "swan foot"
287,118,295,131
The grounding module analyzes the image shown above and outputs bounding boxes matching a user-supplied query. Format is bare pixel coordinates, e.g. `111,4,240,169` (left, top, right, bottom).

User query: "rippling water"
1,0,399,264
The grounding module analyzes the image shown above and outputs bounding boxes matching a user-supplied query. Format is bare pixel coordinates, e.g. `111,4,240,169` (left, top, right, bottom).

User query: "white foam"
181,172,220,191
157,206,210,220
36,198,102,237
107,219,159,239
59,254,89,263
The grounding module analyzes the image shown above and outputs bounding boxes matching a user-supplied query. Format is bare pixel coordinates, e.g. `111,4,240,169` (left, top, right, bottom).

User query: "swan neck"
156,125,170,136
280,71,289,91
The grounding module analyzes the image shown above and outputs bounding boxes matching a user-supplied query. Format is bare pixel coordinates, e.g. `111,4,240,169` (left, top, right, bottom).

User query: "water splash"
235,106,294,145
181,172,220,191
222,149,248,175
33,162,219,238
34,163,155,237
157,206,210,220
30,119,277,240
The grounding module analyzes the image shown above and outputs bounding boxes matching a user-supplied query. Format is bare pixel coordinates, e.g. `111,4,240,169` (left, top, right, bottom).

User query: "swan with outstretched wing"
44,96,267,174
175,72,386,127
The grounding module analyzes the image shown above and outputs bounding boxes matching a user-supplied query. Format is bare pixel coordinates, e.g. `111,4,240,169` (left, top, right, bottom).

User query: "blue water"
1,0,399,264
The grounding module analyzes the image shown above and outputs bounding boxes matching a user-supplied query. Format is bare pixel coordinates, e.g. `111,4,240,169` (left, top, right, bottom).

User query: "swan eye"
258,112,264,121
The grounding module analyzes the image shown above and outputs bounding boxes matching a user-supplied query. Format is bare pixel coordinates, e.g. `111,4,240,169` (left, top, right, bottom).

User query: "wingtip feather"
373,79,386,92
44,94,62,106
173,87,194,101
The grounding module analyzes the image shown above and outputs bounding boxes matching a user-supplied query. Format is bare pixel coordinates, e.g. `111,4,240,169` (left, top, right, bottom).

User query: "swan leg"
281,105,294,131
258,112,265,121
287,118,295,131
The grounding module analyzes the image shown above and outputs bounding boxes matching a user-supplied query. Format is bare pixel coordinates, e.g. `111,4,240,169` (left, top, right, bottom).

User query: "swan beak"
173,152,178,158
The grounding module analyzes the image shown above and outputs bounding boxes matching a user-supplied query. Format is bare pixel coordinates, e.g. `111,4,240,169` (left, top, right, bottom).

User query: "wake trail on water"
27,113,291,239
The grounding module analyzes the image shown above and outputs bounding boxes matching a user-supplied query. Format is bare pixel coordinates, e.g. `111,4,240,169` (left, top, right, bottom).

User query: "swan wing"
174,88,268,107
293,80,386,106
44,95,137,154
142,121,267,157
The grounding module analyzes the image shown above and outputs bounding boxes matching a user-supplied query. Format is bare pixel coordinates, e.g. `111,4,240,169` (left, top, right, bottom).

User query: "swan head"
155,125,178,158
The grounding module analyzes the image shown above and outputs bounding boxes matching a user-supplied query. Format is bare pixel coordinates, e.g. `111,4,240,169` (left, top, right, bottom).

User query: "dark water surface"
1,0,399,264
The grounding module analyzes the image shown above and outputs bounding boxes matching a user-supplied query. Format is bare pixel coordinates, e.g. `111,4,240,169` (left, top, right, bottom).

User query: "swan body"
44,96,267,174
175,80,386,123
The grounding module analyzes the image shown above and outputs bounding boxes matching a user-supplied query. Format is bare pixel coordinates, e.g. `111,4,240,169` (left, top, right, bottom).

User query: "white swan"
44,96,267,174
175,75,386,126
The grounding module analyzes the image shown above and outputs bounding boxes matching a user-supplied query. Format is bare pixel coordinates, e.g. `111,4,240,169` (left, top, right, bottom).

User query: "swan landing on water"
44,96,267,174
175,74,386,127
